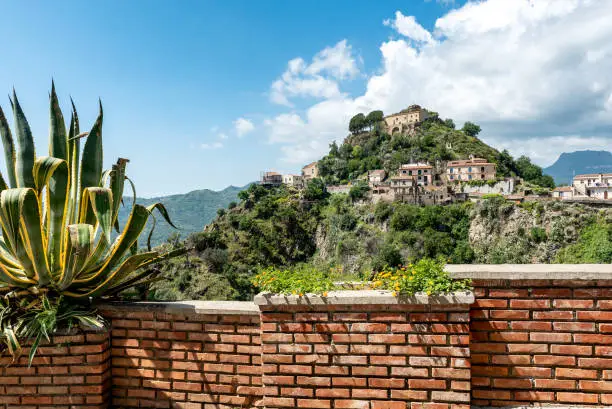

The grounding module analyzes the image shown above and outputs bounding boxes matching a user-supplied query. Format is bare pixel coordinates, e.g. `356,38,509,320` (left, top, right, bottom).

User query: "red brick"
557,392,599,404
534,379,576,389
509,299,550,309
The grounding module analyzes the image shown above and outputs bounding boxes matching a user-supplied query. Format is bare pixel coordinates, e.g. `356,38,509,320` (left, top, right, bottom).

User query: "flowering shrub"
252,259,471,296
370,258,471,296
252,265,337,296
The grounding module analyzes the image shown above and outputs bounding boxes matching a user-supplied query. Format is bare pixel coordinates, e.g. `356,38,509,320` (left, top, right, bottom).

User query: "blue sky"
1,0,611,196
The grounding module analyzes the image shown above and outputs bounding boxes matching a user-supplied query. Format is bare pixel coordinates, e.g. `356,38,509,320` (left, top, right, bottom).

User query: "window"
450,175,454,180
468,167,472,173
481,167,485,172
418,170,422,175
449,167,454,173
468,175,472,180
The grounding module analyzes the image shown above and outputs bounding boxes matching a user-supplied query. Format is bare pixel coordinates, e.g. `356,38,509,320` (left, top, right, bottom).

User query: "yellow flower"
426,290,432,296
299,293,304,297
292,291,297,295
323,291,328,297
391,291,397,297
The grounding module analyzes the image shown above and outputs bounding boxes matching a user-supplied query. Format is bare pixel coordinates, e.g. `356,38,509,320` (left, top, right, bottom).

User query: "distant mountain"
544,150,612,185
118,185,249,248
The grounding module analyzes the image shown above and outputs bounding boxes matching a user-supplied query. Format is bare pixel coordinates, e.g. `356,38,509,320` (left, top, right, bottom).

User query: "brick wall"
469,278,612,406
3,266,612,409
99,302,262,409
0,330,110,409
256,292,473,409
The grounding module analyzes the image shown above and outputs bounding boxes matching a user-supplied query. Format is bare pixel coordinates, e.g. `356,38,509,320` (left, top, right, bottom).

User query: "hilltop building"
399,163,433,186
447,157,496,182
368,169,386,184
383,105,428,135
573,173,612,199
261,171,282,186
283,174,303,188
302,162,319,181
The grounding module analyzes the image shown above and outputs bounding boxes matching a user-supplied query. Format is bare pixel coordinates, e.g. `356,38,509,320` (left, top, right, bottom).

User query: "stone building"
261,171,282,186
552,186,574,200
399,163,433,186
283,174,303,188
573,173,612,199
368,169,386,184
383,105,428,135
302,161,319,180
446,157,496,182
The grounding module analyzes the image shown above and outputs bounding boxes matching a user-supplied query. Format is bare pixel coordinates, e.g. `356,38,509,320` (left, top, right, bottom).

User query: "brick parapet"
0,328,111,409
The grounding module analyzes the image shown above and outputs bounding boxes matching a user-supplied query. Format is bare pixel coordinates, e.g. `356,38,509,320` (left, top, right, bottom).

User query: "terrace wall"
0,329,110,409
255,291,473,409
2,265,612,409
448,264,612,407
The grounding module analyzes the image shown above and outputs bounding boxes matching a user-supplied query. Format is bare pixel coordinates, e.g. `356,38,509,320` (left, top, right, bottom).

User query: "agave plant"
0,83,180,360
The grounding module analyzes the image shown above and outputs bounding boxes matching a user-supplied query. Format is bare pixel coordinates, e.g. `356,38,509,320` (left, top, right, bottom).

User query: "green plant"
371,258,471,296
252,265,337,296
0,84,181,360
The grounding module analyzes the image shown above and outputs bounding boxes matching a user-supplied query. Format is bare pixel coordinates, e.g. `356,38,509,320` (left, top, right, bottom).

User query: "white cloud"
201,141,223,150
488,135,612,167
234,117,255,137
218,132,229,140
384,12,436,45
262,0,612,166
270,40,360,107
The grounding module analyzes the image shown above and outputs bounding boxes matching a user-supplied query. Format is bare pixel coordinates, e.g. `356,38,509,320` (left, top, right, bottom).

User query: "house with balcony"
446,157,496,182
398,162,433,186
573,173,612,199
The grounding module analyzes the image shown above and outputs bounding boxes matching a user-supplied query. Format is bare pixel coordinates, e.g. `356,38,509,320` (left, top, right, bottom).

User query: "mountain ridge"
544,150,612,185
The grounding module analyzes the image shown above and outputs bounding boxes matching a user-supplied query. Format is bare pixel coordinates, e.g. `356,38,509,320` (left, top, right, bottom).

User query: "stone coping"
446,264,612,280
253,290,474,306
98,300,260,316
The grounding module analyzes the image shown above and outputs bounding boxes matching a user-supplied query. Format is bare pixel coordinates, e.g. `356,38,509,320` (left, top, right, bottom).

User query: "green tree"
304,178,328,201
349,113,366,135
462,121,481,137
443,119,455,129
349,183,370,202
329,141,339,156
365,110,384,129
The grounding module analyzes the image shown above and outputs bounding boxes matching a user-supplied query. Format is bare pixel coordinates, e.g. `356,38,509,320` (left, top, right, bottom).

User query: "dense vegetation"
319,111,554,188
118,185,246,248
140,107,599,302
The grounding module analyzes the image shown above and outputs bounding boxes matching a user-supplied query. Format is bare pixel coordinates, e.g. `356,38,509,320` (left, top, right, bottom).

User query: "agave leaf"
88,188,113,244
33,157,69,275
0,188,51,285
69,204,151,288
0,263,32,287
11,91,36,189
0,189,36,277
110,158,129,231
79,100,102,200
49,81,68,161
2,327,21,359
58,224,94,291
0,172,7,192
63,251,159,299
67,100,80,224
0,106,17,188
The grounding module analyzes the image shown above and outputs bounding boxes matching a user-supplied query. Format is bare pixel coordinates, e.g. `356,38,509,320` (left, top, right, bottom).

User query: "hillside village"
262,105,612,205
